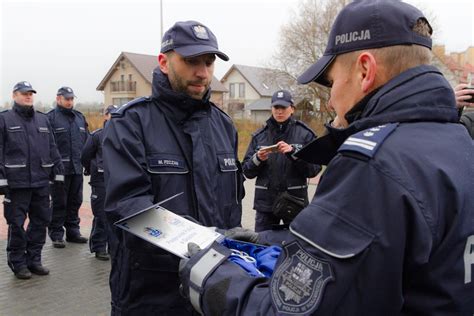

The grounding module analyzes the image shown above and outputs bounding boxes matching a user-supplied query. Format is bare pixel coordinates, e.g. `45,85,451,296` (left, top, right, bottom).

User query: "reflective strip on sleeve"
288,185,307,190
252,154,261,166
255,185,268,190
189,248,227,314
55,175,65,182
0,179,7,186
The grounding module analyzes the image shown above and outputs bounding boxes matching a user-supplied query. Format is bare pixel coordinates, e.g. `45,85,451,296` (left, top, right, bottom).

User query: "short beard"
167,65,209,100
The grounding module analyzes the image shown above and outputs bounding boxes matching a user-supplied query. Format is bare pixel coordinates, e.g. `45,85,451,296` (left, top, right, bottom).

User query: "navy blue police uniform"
179,64,474,316
179,0,474,313
242,116,321,231
102,68,244,315
0,99,64,274
47,90,89,242
81,126,114,257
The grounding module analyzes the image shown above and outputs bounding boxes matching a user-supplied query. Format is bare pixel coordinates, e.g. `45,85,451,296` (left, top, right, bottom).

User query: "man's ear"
356,52,377,93
158,53,169,74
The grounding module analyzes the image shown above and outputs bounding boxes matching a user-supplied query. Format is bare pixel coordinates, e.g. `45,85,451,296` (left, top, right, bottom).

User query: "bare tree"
265,0,349,128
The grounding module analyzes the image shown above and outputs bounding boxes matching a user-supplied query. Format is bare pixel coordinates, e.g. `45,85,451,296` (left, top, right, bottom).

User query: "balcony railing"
110,80,137,92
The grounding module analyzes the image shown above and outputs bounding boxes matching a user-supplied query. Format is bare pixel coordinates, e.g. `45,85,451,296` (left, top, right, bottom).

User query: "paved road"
0,178,317,315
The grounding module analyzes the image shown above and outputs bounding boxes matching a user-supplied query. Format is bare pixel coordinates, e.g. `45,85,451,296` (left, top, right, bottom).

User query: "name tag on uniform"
39,127,49,133
79,127,86,132
8,126,21,130
149,158,185,169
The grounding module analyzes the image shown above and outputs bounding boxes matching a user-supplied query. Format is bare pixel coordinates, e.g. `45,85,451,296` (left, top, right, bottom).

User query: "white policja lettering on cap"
278,92,284,98
161,39,173,49
335,30,371,46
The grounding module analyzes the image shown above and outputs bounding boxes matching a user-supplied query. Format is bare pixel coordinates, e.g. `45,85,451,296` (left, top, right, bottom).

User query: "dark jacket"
192,65,474,315
0,103,64,189
102,69,244,314
460,111,474,139
47,106,88,175
242,117,320,213
81,127,105,187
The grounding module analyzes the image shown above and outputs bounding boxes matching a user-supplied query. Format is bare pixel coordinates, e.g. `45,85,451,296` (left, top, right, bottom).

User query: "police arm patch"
270,241,334,314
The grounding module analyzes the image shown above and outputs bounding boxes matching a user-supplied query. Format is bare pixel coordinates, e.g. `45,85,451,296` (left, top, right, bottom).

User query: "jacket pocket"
5,160,27,181
290,206,374,259
41,158,54,168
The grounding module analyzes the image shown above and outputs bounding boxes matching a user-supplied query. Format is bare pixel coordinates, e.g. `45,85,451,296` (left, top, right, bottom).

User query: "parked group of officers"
0,83,113,280
2,0,474,314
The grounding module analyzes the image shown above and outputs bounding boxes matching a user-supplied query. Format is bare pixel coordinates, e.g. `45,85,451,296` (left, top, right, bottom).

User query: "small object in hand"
463,88,474,103
259,144,279,153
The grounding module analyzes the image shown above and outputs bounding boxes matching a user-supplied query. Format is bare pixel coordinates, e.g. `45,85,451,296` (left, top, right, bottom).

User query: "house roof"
221,64,289,97
246,98,271,111
96,51,228,92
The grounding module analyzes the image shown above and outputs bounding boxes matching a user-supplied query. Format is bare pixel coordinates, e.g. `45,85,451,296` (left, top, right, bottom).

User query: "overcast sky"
1,0,473,105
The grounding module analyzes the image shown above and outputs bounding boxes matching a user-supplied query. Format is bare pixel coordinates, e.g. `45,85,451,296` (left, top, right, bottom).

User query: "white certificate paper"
115,205,223,258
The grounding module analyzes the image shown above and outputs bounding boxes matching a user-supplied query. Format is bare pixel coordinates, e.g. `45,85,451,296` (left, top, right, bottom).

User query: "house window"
229,83,236,98
112,97,134,106
121,75,125,81
239,83,245,98
129,74,132,81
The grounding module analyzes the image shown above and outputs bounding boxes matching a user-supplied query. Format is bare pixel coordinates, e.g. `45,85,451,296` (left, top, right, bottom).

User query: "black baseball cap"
57,86,76,98
298,0,432,86
13,81,36,93
271,90,294,108
160,20,229,61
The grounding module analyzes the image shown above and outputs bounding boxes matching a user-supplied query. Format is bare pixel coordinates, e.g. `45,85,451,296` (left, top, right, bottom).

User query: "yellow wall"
103,58,151,106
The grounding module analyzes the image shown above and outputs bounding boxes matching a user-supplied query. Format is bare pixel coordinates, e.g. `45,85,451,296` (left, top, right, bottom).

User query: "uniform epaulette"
91,128,103,135
295,120,316,136
338,123,399,159
112,96,151,117
0,109,8,113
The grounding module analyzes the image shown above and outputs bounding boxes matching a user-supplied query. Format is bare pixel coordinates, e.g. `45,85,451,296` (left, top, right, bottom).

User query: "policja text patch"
271,241,333,314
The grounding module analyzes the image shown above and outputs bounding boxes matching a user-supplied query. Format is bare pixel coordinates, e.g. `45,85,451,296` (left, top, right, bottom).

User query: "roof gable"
221,64,288,97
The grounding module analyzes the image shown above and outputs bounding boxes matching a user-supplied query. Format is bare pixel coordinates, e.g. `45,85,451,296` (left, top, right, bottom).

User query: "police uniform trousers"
48,174,83,240
255,211,291,232
3,186,51,272
89,185,110,253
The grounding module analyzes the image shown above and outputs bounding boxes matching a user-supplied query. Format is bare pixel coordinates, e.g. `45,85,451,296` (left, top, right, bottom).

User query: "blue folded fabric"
222,238,282,278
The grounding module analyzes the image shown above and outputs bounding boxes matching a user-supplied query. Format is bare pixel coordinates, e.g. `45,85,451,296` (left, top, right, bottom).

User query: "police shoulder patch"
112,96,151,117
338,123,399,159
270,241,334,314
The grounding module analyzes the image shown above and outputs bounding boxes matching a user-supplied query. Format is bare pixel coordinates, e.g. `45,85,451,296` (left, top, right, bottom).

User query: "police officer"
0,82,64,279
81,105,117,261
243,90,320,231
102,21,244,314
179,1,474,314
48,87,89,247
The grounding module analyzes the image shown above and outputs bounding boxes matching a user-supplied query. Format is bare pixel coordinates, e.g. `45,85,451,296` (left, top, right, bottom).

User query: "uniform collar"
13,102,35,118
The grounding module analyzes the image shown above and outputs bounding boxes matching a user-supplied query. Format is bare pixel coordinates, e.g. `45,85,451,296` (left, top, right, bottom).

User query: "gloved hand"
179,241,231,309
223,227,259,244
178,242,203,299
0,186,9,196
